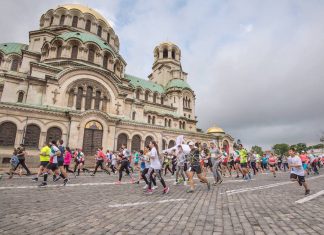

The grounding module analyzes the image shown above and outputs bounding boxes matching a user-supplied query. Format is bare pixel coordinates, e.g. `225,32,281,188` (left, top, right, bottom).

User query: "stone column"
73,93,77,110
81,95,85,111
91,96,95,109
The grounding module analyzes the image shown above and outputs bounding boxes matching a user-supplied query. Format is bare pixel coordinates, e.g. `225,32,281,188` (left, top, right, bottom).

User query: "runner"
210,142,222,185
268,153,277,177
288,147,310,195
115,145,134,185
91,147,110,176
141,146,157,189
174,145,186,185
300,150,308,175
39,140,68,187
32,142,51,182
14,145,31,176
186,142,210,193
63,147,75,175
233,147,242,178
239,144,250,181
261,154,268,173
53,140,68,182
163,152,173,176
146,141,169,194
8,149,19,179
74,148,85,176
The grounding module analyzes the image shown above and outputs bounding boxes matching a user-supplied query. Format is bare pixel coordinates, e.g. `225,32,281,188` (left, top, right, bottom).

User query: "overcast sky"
1,0,323,149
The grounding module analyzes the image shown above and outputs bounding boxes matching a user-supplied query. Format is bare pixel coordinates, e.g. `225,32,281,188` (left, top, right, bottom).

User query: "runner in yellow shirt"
32,142,51,182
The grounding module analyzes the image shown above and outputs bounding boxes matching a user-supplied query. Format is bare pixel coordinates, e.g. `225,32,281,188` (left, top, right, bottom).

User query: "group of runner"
5,138,323,195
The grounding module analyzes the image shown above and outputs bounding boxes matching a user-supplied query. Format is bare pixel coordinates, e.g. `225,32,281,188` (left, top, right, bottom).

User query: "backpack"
10,155,19,167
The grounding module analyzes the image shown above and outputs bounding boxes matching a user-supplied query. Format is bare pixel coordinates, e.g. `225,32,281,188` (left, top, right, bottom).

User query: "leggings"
148,169,166,190
176,165,186,182
164,164,173,175
93,160,109,174
64,165,74,173
283,163,289,171
14,159,31,174
141,168,156,186
119,160,131,181
250,162,258,175
211,160,222,182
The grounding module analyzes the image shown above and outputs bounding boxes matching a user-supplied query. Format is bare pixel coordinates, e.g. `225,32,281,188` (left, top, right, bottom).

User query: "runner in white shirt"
288,147,310,195
146,141,169,194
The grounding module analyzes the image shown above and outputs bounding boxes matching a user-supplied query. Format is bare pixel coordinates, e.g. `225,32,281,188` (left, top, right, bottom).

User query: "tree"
272,143,289,156
290,143,307,153
251,145,263,155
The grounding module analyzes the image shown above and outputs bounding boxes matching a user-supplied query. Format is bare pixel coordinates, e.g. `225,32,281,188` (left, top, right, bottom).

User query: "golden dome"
58,4,110,26
207,125,225,134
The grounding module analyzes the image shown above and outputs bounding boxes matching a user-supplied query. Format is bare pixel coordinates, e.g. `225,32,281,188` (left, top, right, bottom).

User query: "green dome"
166,79,191,90
0,43,28,55
125,74,164,93
56,32,116,55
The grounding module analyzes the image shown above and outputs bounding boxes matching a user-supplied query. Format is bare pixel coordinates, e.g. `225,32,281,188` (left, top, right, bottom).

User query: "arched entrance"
168,140,176,148
46,127,62,143
24,124,40,148
0,122,17,146
145,136,153,146
131,135,141,151
223,140,230,155
117,133,128,150
82,121,103,156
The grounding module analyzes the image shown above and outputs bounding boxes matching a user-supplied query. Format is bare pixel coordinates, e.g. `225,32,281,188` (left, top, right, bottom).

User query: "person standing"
288,147,310,195
32,142,51,182
186,142,210,193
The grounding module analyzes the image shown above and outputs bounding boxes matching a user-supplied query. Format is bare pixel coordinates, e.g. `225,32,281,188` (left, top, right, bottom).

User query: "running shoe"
184,181,187,186
163,187,170,194
90,174,95,176
130,178,135,184
115,181,121,185
173,181,178,185
146,189,153,195
153,185,158,190
305,189,310,195
143,184,148,189
53,176,61,182
218,179,223,185
213,182,218,186
32,177,38,182
207,182,211,191
186,189,194,193
63,178,69,186
135,181,140,184
38,182,47,187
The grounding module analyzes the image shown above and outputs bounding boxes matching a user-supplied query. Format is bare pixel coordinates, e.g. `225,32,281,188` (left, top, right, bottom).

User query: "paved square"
0,169,324,235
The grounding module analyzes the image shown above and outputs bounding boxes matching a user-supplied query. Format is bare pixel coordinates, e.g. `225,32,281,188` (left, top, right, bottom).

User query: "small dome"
207,125,225,134
0,43,28,55
165,79,191,90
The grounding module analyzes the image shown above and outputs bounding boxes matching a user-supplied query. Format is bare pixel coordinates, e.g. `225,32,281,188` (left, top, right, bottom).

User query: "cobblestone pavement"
0,169,324,235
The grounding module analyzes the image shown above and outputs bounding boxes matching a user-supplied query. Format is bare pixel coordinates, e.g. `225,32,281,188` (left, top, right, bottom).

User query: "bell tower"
148,42,187,87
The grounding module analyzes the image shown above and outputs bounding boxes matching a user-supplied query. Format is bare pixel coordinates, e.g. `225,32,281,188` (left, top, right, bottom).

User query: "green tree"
251,145,263,155
290,143,307,153
272,143,289,156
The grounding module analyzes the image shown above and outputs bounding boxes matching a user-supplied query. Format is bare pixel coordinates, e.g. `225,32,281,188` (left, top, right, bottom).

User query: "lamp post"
320,136,324,154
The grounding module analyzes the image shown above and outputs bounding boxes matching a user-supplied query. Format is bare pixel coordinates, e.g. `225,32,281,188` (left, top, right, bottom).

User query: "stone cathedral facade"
0,4,234,159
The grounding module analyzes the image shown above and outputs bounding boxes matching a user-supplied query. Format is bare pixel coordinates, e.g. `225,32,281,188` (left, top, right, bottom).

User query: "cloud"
1,0,323,149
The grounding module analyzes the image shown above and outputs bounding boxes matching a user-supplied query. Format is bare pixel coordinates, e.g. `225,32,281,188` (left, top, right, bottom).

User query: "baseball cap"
188,141,194,146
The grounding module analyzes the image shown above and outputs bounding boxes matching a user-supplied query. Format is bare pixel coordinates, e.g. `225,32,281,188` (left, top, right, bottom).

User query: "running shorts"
302,163,308,170
240,163,247,168
47,163,58,171
190,165,202,174
290,173,305,183
40,161,49,167
58,161,64,167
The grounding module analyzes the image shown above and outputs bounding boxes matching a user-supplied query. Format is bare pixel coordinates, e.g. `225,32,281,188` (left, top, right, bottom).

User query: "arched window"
0,122,17,146
164,118,167,127
88,47,95,63
152,116,155,125
145,91,149,101
179,121,182,129
94,90,101,110
59,15,65,25
162,139,167,150
17,91,24,103
107,33,110,43
172,50,175,59
132,111,136,120
67,90,74,107
50,16,54,26
168,119,171,127
72,16,78,27
0,85,3,101
183,98,185,108
145,136,153,146
46,127,62,143
117,133,128,150
71,45,78,59
97,25,102,37
153,93,157,103
103,53,109,69
85,19,91,31
168,140,176,148
0,54,2,66
131,135,141,151
148,115,151,124
11,58,19,71
163,48,168,58
161,96,164,105
85,86,93,110
136,89,140,99
188,99,191,108
56,45,62,58
76,87,83,110
24,124,41,148
183,122,186,130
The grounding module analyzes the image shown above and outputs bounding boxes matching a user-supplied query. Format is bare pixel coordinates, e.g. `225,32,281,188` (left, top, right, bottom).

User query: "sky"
0,0,323,149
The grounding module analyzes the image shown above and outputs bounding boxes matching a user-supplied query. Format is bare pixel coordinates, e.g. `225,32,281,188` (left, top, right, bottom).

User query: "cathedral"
0,4,234,160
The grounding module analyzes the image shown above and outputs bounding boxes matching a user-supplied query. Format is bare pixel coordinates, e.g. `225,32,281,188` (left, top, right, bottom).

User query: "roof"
207,125,225,134
166,79,191,90
0,43,28,55
125,74,164,93
57,4,110,27
56,32,116,55
144,107,180,118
